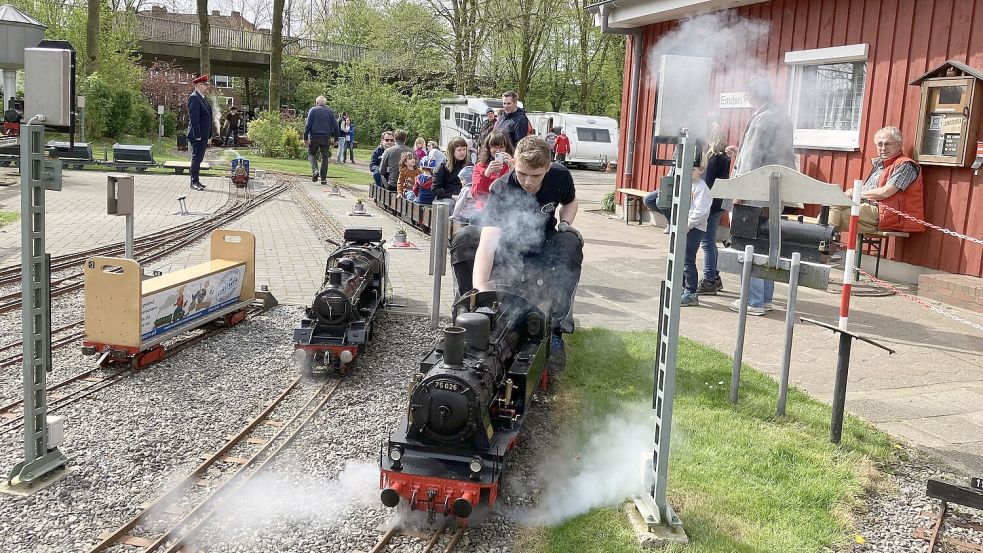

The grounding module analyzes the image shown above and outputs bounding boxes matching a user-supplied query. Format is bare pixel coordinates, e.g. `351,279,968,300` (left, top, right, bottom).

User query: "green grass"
525,329,897,553
0,211,18,228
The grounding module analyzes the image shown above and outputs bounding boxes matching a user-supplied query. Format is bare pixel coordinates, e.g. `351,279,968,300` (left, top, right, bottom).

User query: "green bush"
129,96,157,136
601,191,616,213
163,111,178,137
248,111,285,157
282,127,305,159
82,73,134,138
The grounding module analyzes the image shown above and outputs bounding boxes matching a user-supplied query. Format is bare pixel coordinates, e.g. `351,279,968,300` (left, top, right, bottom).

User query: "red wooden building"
594,0,983,280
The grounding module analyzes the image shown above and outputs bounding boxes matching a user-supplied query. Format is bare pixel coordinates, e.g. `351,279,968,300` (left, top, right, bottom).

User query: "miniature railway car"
370,185,466,236
81,229,258,368
292,227,387,375
380,289,553,521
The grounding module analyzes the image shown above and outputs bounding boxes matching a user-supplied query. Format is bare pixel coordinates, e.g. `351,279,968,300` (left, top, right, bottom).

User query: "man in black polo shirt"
450,136,583,371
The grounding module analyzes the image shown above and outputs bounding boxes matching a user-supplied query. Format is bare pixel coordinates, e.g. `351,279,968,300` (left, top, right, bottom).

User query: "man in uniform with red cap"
187,75,213,190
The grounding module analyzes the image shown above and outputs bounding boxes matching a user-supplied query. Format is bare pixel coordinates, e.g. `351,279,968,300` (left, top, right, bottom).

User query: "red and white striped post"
838,179,863,330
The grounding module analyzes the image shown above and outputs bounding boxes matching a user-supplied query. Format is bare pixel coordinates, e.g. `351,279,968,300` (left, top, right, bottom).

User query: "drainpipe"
600,3,643,189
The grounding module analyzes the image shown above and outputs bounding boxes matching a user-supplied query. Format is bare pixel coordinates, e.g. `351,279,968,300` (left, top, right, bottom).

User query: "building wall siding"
617,0,983,277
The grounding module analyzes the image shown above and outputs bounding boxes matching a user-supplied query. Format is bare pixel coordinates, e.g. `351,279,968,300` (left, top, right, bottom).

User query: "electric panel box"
23,47,73,126
654,55,714,139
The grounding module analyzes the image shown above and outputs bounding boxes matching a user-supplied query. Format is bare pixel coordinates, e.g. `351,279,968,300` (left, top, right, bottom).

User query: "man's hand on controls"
558,220,582,242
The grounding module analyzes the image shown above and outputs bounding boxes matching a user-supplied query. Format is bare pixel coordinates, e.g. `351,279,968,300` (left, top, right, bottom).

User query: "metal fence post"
430,203,449,328
777,251,801,416
730,244,755,404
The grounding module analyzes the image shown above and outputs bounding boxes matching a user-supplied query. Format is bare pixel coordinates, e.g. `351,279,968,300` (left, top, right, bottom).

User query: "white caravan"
527,112,619,169
438,96,523,150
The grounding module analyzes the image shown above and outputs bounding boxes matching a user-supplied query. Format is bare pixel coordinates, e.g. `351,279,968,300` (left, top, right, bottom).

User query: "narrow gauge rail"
0,181,287,314
0,183,242,285
87,376,344,553
0,304,270,436
285,176,348,239
363,525,465,553
0,321,84,368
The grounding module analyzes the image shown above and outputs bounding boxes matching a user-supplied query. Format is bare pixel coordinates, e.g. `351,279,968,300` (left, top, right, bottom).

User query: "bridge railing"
136,15,379,64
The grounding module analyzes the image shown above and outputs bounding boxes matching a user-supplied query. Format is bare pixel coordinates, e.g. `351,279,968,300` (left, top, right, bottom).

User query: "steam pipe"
599,3,643,189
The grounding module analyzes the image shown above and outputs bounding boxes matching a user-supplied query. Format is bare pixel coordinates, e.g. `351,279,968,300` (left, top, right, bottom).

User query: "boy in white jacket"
682,163,712,306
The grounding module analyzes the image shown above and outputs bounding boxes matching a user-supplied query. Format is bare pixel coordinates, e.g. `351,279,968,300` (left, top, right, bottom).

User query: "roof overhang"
589,0,765,29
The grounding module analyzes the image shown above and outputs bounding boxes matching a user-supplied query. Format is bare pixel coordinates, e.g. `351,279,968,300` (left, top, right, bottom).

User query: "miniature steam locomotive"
292,227,387,374
380,289,553,521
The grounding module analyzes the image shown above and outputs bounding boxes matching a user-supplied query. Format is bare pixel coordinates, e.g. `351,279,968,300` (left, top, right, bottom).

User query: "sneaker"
546,334,566,373
662,226,671,234
311,172,318,182
320,180,327,186
190,181,205,190
680,291,699,306
729,299,766,316
762,302,774,311
697,278,721,295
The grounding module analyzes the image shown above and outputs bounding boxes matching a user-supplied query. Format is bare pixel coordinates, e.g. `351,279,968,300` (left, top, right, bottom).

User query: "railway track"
362,525,465,553
87,376,344,552
0,181,287,314
0,304,269,436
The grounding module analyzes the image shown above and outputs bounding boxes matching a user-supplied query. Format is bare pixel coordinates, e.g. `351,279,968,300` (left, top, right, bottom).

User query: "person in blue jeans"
681,163,712,306
345,119,356,162
697,125,732,295
643,189,673,232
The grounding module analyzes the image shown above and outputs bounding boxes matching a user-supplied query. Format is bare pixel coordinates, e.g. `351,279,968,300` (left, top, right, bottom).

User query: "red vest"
875,154,924,233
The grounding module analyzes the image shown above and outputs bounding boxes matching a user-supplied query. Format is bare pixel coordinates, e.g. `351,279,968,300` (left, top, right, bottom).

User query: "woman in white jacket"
682,163,712,306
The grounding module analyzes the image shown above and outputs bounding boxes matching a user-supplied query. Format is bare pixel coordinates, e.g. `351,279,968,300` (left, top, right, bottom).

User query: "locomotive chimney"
328,267,343,286
455,312,490,350
442,327,466,366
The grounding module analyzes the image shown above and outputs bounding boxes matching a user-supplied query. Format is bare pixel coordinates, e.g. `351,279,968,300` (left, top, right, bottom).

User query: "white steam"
211,97,223,137
525,405,653,526
207,460,378,530
648,11,770,70
647,12,771,138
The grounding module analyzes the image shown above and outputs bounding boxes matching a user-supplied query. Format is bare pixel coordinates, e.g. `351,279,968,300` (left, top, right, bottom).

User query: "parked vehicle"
528,112,619,169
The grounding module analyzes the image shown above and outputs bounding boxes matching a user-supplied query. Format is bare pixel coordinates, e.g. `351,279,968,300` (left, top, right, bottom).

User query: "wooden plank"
245,437,269,445
141,259,244,295
119,535,155,547
84,256,143,349
926,479,983,510
218,455,250,465
261,419,286,427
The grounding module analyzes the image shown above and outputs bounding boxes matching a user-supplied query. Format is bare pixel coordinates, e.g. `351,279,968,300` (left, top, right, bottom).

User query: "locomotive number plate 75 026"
433,380,461,392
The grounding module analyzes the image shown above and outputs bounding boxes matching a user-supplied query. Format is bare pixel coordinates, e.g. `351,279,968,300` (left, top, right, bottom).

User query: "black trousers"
450,225,583,334
190,137,207,183
224,126,239,146
308,135,332,181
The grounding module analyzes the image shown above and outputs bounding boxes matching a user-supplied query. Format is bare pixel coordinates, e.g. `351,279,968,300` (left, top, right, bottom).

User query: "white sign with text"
719,92,752,109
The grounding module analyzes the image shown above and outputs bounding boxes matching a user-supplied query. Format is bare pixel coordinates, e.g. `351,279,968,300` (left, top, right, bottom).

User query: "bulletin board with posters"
912,68,983,167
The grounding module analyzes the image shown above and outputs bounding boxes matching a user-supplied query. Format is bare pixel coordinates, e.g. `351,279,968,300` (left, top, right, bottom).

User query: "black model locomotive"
379,288,553,521
292,227,387,374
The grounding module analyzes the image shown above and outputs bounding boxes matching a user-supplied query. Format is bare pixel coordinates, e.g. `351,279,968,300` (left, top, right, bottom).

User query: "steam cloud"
648,11,770,70
206,460,378,531
524,405,653,526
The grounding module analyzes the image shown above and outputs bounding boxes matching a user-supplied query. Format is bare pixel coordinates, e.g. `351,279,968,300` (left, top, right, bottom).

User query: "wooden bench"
859,230,909,278
616,188,649,226
82,229,256,365
163,161,212,174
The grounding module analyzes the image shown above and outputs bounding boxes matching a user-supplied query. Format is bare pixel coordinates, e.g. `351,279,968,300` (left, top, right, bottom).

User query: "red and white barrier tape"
839,180,863,330
866,199,983,246
856,268,983,333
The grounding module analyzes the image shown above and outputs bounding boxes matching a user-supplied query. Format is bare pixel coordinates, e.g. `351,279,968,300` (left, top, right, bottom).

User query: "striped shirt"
863,158,919,193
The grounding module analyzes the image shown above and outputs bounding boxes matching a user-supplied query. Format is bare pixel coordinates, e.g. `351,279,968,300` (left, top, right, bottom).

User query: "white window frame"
785,44,868,151
213,75,231,88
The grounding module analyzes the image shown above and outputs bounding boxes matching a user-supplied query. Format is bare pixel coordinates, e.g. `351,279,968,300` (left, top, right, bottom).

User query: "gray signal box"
23,47,72,126
107,174,134,215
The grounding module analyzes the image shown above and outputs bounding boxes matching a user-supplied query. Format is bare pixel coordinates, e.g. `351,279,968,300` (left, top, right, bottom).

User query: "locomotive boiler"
292,227,387,374
380,289,554,521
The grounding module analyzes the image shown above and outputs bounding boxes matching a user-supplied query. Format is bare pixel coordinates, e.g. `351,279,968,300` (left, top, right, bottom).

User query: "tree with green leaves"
270,0,285,110
197,0,210,76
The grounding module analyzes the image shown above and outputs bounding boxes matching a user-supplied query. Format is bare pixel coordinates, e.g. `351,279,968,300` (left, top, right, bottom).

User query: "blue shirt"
347,123,356,141
304,105,340,140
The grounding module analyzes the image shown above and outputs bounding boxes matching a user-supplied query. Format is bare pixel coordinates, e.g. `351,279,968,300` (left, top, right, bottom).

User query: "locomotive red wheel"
133,345,166,369
225,309,247,327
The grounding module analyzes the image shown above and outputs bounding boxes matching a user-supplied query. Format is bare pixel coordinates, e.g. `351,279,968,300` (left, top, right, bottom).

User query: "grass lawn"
0,211,18,228
525,329,897,553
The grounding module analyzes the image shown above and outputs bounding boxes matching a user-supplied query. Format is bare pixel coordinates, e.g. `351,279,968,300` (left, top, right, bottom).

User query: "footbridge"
135,14,384,76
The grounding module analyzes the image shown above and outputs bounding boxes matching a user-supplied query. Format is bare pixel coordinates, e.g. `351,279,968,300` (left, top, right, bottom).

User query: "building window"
213,75,231,88
576,127,611,143
785,44,868,150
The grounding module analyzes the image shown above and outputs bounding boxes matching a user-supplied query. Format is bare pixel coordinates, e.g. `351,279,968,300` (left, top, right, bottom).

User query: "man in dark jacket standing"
187,75,213,191
370,131,394,187
303,96,340,185
496,91,529,148
477,108,496,145
223,106,241,147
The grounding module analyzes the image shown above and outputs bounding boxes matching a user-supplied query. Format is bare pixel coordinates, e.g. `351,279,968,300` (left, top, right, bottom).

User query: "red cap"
192,75,209,85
